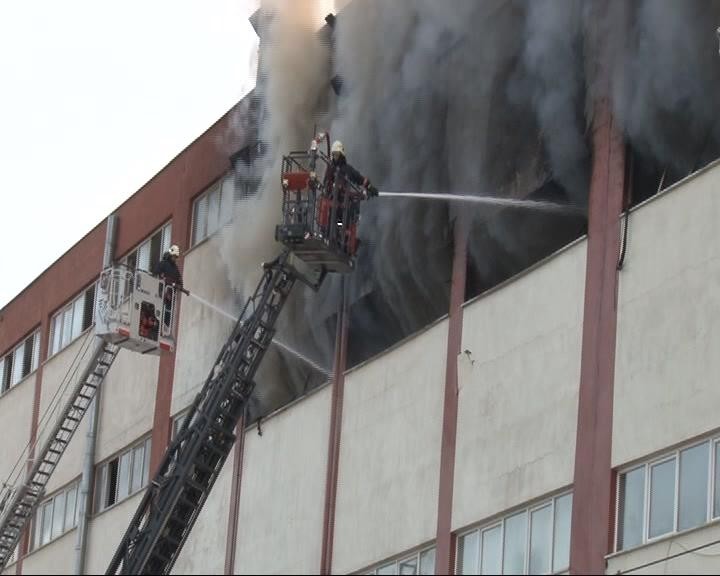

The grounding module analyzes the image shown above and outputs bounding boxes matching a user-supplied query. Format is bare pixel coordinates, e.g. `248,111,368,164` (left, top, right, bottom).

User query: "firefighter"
155,245,185,330
323,140,378,253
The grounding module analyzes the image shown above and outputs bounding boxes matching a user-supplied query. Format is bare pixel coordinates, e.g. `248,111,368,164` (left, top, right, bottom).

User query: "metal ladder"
0,339,119,570
106,252,307,575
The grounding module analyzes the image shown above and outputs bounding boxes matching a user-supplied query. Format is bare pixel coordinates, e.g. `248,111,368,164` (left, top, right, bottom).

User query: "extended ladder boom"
106,251,309,575
0,340,119,570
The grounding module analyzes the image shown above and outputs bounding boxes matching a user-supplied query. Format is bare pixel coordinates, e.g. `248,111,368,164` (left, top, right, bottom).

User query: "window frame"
0,328,41,394
190,173,238,247
119,221,172,274
616,436,720,552
30,480,81,552
94,435,152,515
48,283,97,358
456,491,573,575
366,545,437,575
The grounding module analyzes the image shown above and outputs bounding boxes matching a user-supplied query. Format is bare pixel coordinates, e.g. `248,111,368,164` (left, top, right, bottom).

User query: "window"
457,492,572,575
1,330,40,393
94,437,151,513
30,481,79,550
366,547,436,575
49,284,97,356
121,222,172,273
191,175,236,246
616,437,720,551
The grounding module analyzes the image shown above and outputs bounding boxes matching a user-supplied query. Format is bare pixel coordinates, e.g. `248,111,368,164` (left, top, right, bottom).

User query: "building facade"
3,15,720,576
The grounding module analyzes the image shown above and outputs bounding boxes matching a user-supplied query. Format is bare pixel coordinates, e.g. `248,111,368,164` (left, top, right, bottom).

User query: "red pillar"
569,96,625,574
435,216,468,575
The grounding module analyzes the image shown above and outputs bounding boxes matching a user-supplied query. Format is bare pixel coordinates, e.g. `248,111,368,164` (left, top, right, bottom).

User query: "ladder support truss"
0,340,119,570
106,251,310,575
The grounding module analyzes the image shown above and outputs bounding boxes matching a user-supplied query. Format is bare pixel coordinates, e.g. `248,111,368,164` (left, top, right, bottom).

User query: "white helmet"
169,245,180,258
331,140,345,156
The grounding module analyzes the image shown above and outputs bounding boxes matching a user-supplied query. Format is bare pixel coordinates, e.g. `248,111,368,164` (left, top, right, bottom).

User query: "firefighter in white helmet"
329,141,378,198
322,140,377,255
155,244,186,330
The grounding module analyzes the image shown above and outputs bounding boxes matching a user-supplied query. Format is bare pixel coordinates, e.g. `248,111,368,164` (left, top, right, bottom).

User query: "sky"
0,0,260,309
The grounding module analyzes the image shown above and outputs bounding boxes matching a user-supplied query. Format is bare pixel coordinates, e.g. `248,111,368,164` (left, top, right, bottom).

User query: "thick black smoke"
226,0,720,420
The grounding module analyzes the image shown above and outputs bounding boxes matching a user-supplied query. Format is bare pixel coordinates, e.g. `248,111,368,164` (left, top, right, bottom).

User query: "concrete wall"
172,234,236,415
332,322,447,575
84,491,144,575
606,521,720,575
614,164,720,466
38,334,95,494
453,240,586,530
172,452,233,575
234,386,331,575
21,527,76,575
0,374,35,492
96,347,157,462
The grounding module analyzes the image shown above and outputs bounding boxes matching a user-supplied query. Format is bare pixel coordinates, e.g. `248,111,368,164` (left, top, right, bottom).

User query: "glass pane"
481,525,502,575
503,511,527,575
94,464,107,513
207,187,220,236
51,315,62,355
61,307,73,347
117,451,132,501
71,296,84,340
715,442,720,519
41,500,53,545
0,358,6,393
649,459,676,538
377,563,397,575
618,467,645,550
51,491,66,539
161,223,172,254
458,531,479,575
32,331,40,372
143,438,152,485
137,240,151,272
552,493,572,571
32,509,42,550
131,445,145,493
193,195,208,245
11,345,23,385
399,556,417,575
65,484,78,529
419,548,435,575
530,504,552,574
221,175,235,224
679,442,709,531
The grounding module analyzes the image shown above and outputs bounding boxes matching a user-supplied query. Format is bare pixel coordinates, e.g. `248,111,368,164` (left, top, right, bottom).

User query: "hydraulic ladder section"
106,251,307,575
0,339,119,570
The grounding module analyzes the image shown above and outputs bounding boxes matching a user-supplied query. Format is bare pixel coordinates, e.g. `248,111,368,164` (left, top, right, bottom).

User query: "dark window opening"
149,231,162,272
126,250,137,272
3,355,13,392
22,336,33,378
82,285,95,331
106,459,119,509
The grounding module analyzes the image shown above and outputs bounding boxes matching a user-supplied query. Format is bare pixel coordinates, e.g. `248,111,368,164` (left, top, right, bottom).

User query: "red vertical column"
320,278,349,575
435,216,468,575
569,96,625,574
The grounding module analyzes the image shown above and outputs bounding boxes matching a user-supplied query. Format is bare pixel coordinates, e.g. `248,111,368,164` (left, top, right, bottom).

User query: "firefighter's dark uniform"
324,156,377,252
155,253,183,328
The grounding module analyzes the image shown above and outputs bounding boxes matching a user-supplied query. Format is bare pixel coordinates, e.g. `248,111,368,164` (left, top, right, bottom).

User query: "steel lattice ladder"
0,340,119,570
106,251,311,575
